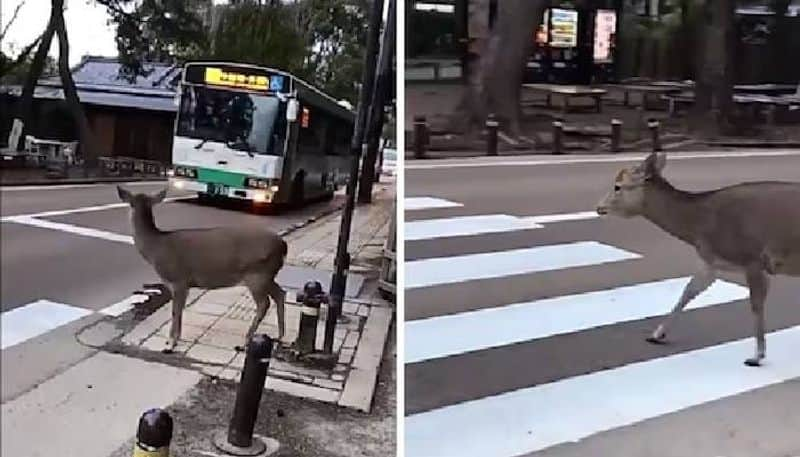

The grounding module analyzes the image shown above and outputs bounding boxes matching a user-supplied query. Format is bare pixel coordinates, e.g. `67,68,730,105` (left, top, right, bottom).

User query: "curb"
277,202,345,238
0,176,167,186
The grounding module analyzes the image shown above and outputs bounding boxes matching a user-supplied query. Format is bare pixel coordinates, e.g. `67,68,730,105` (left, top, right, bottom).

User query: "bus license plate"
207,183,229,195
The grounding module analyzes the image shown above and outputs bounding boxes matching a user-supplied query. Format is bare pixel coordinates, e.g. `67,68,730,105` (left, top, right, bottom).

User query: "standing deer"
117,186,287,353
596,152,800,366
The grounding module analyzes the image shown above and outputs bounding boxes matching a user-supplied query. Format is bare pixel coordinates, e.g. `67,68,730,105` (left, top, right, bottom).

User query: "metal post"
295,281,326,355
611,118,622,153
413,115,428,159
214,335,279,456
552,120,564,155
648,118,662,151
327,0,385,354
133,408,172,457
486,114,498,156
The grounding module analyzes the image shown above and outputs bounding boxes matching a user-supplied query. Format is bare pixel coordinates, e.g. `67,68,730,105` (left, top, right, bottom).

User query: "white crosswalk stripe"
404,196,793,457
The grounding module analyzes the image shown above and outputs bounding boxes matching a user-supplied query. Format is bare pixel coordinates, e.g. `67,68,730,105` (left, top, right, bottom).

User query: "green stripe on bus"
196,168,248,187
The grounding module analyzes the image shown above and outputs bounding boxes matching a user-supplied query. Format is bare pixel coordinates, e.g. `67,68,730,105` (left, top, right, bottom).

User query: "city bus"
169,61,355,206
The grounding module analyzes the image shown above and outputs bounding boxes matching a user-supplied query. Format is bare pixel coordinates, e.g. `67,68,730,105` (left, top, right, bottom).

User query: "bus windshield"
176,85,285,155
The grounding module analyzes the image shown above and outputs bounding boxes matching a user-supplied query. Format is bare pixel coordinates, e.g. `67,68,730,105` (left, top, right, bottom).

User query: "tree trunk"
450,0,545,137
769,0,791,83
53,0,98,169
691,0,735,137
13,13,57,151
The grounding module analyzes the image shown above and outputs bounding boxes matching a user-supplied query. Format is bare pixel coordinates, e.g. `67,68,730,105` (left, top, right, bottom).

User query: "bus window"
176,85,285,156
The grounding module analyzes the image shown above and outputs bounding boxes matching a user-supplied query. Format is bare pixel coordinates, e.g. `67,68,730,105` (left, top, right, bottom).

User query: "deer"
117,186,287,354
596,152,800,366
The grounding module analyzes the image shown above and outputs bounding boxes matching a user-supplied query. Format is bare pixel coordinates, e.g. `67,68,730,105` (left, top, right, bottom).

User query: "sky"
1,0,391,67
1,0,118,66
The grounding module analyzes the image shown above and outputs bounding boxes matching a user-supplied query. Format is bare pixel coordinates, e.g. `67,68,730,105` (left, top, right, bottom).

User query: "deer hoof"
234,345,246,352
744,357,763,367
645,335,668,345
161,347,175,354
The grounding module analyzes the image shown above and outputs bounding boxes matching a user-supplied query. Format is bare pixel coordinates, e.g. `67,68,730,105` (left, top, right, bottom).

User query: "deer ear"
117,186,132,203
150,188,167,204
641,152,666,177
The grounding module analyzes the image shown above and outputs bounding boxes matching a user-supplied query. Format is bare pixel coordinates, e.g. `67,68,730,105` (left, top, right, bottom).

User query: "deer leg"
266,280,286,342
647,268,716,344
744,269,769,367
164,284,188,354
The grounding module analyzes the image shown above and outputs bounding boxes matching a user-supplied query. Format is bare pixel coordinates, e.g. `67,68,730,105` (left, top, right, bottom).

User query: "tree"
210,2,306,77
692,0,736,137
450,0,546,137
98,0,209,81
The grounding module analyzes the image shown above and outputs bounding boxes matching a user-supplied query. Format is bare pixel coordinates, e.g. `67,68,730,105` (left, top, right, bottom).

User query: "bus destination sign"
197,66,286,92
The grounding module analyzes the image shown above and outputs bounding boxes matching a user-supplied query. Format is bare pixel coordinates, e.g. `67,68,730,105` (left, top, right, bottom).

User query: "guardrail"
99,156,166,177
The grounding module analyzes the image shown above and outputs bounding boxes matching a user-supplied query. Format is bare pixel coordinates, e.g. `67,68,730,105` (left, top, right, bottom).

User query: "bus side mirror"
286,99,299,122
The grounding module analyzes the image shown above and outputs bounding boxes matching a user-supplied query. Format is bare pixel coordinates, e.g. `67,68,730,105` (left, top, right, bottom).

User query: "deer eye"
614,184,621,192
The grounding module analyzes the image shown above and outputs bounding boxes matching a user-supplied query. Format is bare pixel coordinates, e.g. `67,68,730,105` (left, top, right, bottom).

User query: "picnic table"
605,84,683,110
522,83,607,114
662,91,799,123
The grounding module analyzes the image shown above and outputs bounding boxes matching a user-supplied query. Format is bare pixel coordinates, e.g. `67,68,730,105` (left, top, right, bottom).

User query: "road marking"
405,241,641,289
406,325,800,457
405,277,749,364
405,197,463,210
525,210,599,224
98,294,149,317
1,300,93,350
406,150,800,170
0,196,190,221
3,215,134,244
406,214,543,241
405,211,600,241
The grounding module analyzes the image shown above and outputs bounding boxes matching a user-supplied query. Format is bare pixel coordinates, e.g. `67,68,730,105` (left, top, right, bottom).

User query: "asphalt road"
404,151,800,457
0,181,343,403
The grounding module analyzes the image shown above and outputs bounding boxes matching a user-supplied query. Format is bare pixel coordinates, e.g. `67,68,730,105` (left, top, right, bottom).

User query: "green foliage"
210,3,306,77
99,0,209,81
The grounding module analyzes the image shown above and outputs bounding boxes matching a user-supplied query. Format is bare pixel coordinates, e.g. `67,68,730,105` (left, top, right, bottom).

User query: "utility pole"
357,0,396,204
324,0,385,353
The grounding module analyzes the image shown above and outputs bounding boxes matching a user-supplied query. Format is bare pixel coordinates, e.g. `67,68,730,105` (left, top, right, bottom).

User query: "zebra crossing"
403,195,799,457
1,294,152,351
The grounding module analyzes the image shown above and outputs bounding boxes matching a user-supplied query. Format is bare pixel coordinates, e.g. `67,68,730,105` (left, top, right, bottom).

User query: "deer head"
117,186,167,210
596,152,666,218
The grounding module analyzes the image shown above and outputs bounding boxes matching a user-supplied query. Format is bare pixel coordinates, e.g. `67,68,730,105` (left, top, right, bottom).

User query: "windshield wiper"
194,138,212,149
228,139,254,158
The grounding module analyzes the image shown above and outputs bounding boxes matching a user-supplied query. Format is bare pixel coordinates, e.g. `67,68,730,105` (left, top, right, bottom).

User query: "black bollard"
413,115,428,159
552,120,564,155
295,281,327,354
611,118,622,153
648,118,662,152
214,334,279,456
486,113,499,156
133,408,172,457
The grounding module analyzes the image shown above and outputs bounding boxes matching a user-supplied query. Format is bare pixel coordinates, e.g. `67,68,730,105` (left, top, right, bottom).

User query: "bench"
522,83,607,114
605,84,682,110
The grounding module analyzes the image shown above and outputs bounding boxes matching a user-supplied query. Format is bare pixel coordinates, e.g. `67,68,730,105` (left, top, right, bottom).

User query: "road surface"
404,150,800,457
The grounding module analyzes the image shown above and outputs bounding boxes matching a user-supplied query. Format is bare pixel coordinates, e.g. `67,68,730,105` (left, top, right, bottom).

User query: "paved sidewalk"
119,179,396,413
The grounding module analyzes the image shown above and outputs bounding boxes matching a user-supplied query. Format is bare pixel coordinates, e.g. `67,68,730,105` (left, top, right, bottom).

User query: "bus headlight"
167,168,175,177
246,177,271,189
270,185,279,192
253,191,268,202
172,179,185,189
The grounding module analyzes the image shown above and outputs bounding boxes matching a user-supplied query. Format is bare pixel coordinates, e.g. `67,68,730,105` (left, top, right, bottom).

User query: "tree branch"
0,0,28,41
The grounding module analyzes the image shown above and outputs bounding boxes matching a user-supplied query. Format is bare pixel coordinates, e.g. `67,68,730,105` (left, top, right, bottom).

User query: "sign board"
550,8,578,48
184,64,288,93
593,9,617,63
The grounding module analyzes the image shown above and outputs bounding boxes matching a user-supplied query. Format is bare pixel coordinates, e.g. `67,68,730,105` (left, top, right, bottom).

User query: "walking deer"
596,152,800,366
117,186,287,353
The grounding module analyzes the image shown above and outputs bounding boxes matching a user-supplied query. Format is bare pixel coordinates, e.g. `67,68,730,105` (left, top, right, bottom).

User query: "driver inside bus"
225,95,255,148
